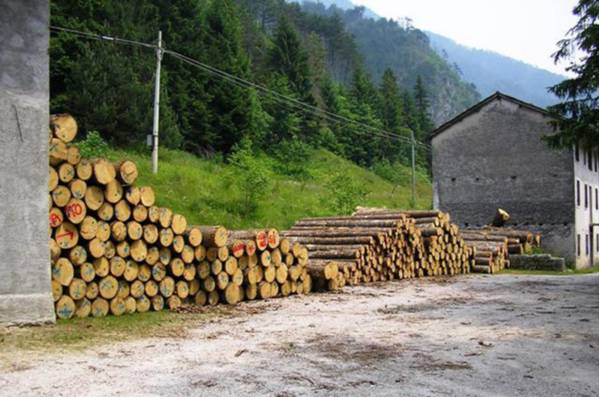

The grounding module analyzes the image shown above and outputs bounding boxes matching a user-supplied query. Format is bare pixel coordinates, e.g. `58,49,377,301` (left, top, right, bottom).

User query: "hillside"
298,2,481,125
104,147,432,230
426,32,565,107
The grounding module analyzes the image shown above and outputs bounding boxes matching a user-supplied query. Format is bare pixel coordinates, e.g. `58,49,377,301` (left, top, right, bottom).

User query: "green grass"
500,264,599,276
106,147,432,230
0,307,231,354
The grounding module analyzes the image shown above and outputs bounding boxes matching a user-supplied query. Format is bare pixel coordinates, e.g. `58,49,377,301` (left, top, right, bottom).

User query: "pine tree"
269,17,313,100
377,68,408,162
413,75,434,142
200,0,265,153
547,0,598,149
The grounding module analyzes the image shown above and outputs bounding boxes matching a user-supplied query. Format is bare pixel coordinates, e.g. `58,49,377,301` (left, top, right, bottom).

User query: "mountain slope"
426,32,565,108
298,2,481,125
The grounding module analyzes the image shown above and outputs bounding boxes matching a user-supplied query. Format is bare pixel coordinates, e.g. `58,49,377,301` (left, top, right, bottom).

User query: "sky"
352,0,579,76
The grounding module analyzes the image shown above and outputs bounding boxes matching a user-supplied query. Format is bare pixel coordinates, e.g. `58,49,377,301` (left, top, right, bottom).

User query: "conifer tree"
547,0,598,149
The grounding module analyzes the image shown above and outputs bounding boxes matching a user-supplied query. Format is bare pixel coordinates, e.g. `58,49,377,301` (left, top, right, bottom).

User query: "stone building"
431,92,599,268
0,0,55,323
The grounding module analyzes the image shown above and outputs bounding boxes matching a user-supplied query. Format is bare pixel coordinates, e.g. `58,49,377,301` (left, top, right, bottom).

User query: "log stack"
352,208,473,277
192,228,312,305
459,231,509,273
51,115,313,319
285,208,472,291
460,226,542,273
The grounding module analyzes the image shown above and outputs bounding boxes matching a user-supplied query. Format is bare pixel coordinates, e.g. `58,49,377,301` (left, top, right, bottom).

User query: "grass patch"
0,307,230,355
500,264,599,276
105,147,432,230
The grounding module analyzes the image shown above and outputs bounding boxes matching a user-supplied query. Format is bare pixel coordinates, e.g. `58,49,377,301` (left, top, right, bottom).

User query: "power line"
165,50,428,148
48,25,431,149
49,25,157,49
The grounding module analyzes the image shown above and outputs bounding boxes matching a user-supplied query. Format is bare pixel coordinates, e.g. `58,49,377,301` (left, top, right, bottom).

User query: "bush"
78,130,110,158
228,138,273,218
327,172,367,214
272,137,313,179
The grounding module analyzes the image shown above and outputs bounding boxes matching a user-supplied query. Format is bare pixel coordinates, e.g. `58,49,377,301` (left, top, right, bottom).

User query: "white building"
574,143,599,268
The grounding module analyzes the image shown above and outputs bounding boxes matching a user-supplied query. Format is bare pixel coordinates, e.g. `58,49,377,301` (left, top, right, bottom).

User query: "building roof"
430,91,553,139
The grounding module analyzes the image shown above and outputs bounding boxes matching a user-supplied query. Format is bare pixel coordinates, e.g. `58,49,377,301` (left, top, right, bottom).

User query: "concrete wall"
0,1,55,324
432,96,576,262
573,147,599,268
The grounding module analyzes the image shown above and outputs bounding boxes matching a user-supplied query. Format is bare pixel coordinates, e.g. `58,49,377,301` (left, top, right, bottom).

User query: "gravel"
0,274,598,396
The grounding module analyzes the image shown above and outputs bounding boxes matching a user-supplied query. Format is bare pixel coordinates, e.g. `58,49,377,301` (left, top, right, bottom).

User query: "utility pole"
410,129,416,208
151,30,163,174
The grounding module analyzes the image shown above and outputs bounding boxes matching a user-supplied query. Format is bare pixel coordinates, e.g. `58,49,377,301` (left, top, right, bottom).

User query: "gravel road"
1,274,598,396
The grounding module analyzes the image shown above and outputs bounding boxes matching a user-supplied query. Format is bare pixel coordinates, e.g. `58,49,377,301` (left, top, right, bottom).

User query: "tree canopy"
547,0,599,150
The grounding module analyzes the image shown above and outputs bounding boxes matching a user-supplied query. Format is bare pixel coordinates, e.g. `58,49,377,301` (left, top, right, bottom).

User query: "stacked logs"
460,231,509,274
229,229,311,301
49,115,313,319
352,209,473,277
285,208,472,291
460,227,542,273
49,114,209,319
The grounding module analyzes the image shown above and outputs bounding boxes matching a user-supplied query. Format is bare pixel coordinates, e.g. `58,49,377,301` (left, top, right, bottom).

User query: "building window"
597,234,599,252
575,143,580,161
588,150,593,171
596,188,598,210
577,180,581,206
585,184,588,208
577,234,581,256
586,234,589,255
595,152,598,172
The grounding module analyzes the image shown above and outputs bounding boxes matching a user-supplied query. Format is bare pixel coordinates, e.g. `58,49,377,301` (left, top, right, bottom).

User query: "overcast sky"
352,0,579,76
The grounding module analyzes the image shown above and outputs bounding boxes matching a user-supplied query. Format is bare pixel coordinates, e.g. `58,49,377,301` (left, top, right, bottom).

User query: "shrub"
228,138,273,217
273,137,313,179
327,172,367,214
77,130,110,158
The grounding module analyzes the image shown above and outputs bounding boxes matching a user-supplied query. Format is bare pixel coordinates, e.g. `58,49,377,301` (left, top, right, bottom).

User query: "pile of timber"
284,208,472,290
353,208,473,277
460,227,542,273
459,231,508,274
49,114,311,319
194,228,311,304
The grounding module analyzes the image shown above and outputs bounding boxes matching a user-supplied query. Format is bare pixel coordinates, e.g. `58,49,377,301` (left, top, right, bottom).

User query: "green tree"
546,0,599,149
413,75,434,141
269,17,313,100
199,0,264,153
377,68,409,162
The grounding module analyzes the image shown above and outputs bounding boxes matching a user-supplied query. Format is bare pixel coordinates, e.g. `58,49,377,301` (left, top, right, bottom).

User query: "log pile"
460,226,542,273
459,231,508,274
49,114,313,319
353,208,473,277
49,114,207,318
284,208,472,291
192,228,312,305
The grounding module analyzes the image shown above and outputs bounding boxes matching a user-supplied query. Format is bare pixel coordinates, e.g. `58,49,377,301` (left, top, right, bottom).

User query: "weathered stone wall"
0,1,55,324
510,254,566,272
432,96,575,262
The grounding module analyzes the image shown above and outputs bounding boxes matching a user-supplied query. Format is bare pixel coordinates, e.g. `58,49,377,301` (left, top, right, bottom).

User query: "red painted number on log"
66,203,82,217
56,231,74,240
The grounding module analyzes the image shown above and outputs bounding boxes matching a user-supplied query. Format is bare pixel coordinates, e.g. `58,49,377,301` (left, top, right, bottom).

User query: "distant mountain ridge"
294,0,566,113
298,1,481,125
426,32,565,108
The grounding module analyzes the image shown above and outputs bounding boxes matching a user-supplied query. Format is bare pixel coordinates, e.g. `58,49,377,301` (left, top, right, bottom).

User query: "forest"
50,0,473,172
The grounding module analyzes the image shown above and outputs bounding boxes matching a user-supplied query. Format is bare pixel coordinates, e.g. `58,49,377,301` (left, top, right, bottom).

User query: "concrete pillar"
0,1,55,324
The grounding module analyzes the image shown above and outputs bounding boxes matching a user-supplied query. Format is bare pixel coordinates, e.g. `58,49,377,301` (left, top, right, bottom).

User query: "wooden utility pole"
151,31,163,174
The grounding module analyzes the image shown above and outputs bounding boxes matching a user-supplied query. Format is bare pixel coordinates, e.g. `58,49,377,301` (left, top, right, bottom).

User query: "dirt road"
1,274,598,396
